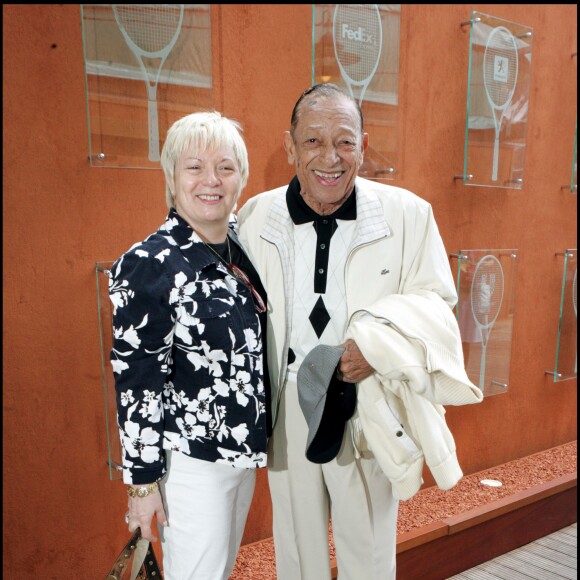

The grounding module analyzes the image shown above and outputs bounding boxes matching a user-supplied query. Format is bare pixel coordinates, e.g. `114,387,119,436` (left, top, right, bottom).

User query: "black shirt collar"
286,176,357,225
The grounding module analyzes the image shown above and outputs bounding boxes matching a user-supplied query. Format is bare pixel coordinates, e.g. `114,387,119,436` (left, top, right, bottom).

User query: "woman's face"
170,145,242,240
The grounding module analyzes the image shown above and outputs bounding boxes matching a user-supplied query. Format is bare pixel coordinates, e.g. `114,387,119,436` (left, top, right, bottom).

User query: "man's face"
283,94,368,215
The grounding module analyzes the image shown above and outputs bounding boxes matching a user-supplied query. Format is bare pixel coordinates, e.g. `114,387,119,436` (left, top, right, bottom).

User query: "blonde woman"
109,112,268,579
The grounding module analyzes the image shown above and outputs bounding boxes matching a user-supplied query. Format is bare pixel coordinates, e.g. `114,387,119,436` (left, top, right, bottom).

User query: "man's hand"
338,339,374,383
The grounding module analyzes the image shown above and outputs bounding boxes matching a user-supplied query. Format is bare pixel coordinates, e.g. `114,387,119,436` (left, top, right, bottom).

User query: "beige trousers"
268,377,398,580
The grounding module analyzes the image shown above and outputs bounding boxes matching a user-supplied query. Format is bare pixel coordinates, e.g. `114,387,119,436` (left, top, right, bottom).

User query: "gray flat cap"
297,344,357,464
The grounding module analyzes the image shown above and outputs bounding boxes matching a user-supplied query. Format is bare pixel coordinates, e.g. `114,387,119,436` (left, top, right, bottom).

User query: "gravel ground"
230,441,577,579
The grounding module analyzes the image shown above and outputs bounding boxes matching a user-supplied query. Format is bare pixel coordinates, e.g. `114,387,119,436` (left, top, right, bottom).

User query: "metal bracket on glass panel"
453,174,473,183
504,178,524,187
490,379,508,388
376,168,396,176
108,458,123,472
499,251,518,259
460,16,481,30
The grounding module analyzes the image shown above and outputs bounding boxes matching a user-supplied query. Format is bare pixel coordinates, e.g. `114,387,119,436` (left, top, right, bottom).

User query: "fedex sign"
341,23,375,44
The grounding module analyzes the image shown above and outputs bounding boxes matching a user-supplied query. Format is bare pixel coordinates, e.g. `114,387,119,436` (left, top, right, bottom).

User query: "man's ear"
362,132,369,153
283,131,296,166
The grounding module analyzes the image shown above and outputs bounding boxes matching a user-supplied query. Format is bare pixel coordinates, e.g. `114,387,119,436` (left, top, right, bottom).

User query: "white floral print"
110,209,267,484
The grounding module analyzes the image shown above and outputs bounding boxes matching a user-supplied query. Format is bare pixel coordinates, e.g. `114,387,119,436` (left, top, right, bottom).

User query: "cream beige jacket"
237,177,458,429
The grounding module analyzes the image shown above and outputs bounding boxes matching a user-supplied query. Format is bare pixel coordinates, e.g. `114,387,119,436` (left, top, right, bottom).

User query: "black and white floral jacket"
109,209,268,484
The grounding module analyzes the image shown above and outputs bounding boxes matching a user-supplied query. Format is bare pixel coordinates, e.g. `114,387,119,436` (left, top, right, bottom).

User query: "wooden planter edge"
396,470,577,552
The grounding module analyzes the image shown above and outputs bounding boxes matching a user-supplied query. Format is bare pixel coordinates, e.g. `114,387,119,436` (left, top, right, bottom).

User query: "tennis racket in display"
470,255,504,390
113,4,185,162
333,4,382,107
483,26,518,181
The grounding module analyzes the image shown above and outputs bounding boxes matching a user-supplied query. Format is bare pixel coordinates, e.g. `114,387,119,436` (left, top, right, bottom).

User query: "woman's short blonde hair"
160,111,249,209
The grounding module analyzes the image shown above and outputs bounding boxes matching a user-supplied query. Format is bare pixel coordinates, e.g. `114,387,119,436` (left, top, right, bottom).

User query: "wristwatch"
127,482,159,498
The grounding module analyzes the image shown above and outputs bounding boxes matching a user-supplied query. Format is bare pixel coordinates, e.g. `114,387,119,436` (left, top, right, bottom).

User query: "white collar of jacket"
260,177,392,250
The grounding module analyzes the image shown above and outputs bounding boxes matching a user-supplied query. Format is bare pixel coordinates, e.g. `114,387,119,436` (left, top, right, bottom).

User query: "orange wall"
3,4,577,578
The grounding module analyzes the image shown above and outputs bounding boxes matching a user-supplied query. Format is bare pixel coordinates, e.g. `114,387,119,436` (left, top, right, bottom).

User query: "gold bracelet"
127,482,159,498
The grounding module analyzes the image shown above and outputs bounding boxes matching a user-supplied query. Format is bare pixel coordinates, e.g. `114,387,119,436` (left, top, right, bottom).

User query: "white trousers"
268,378,399,580
159,450,256,580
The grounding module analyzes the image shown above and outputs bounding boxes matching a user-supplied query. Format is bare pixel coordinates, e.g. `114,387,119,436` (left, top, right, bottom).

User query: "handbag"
106,528,162,579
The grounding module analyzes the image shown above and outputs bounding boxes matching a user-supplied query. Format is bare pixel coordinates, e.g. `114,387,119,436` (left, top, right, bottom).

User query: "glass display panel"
552,249,577,381
570,119,577,193
312,4,400,180
454,249,518,396
81,5,213,169
463,12,532,188
96,261,123,480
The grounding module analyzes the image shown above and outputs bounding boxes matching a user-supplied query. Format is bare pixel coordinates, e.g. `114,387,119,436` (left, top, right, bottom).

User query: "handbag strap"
129,537,149,580
106,529,162,580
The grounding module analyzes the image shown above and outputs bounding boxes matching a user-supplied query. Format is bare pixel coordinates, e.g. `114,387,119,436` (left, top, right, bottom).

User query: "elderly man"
237,83,457,580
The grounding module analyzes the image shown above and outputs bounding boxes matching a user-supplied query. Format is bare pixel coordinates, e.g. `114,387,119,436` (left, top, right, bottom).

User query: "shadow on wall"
263,144,295,193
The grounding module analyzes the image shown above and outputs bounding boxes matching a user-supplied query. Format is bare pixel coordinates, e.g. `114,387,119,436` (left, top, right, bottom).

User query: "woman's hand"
126,488,168,542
